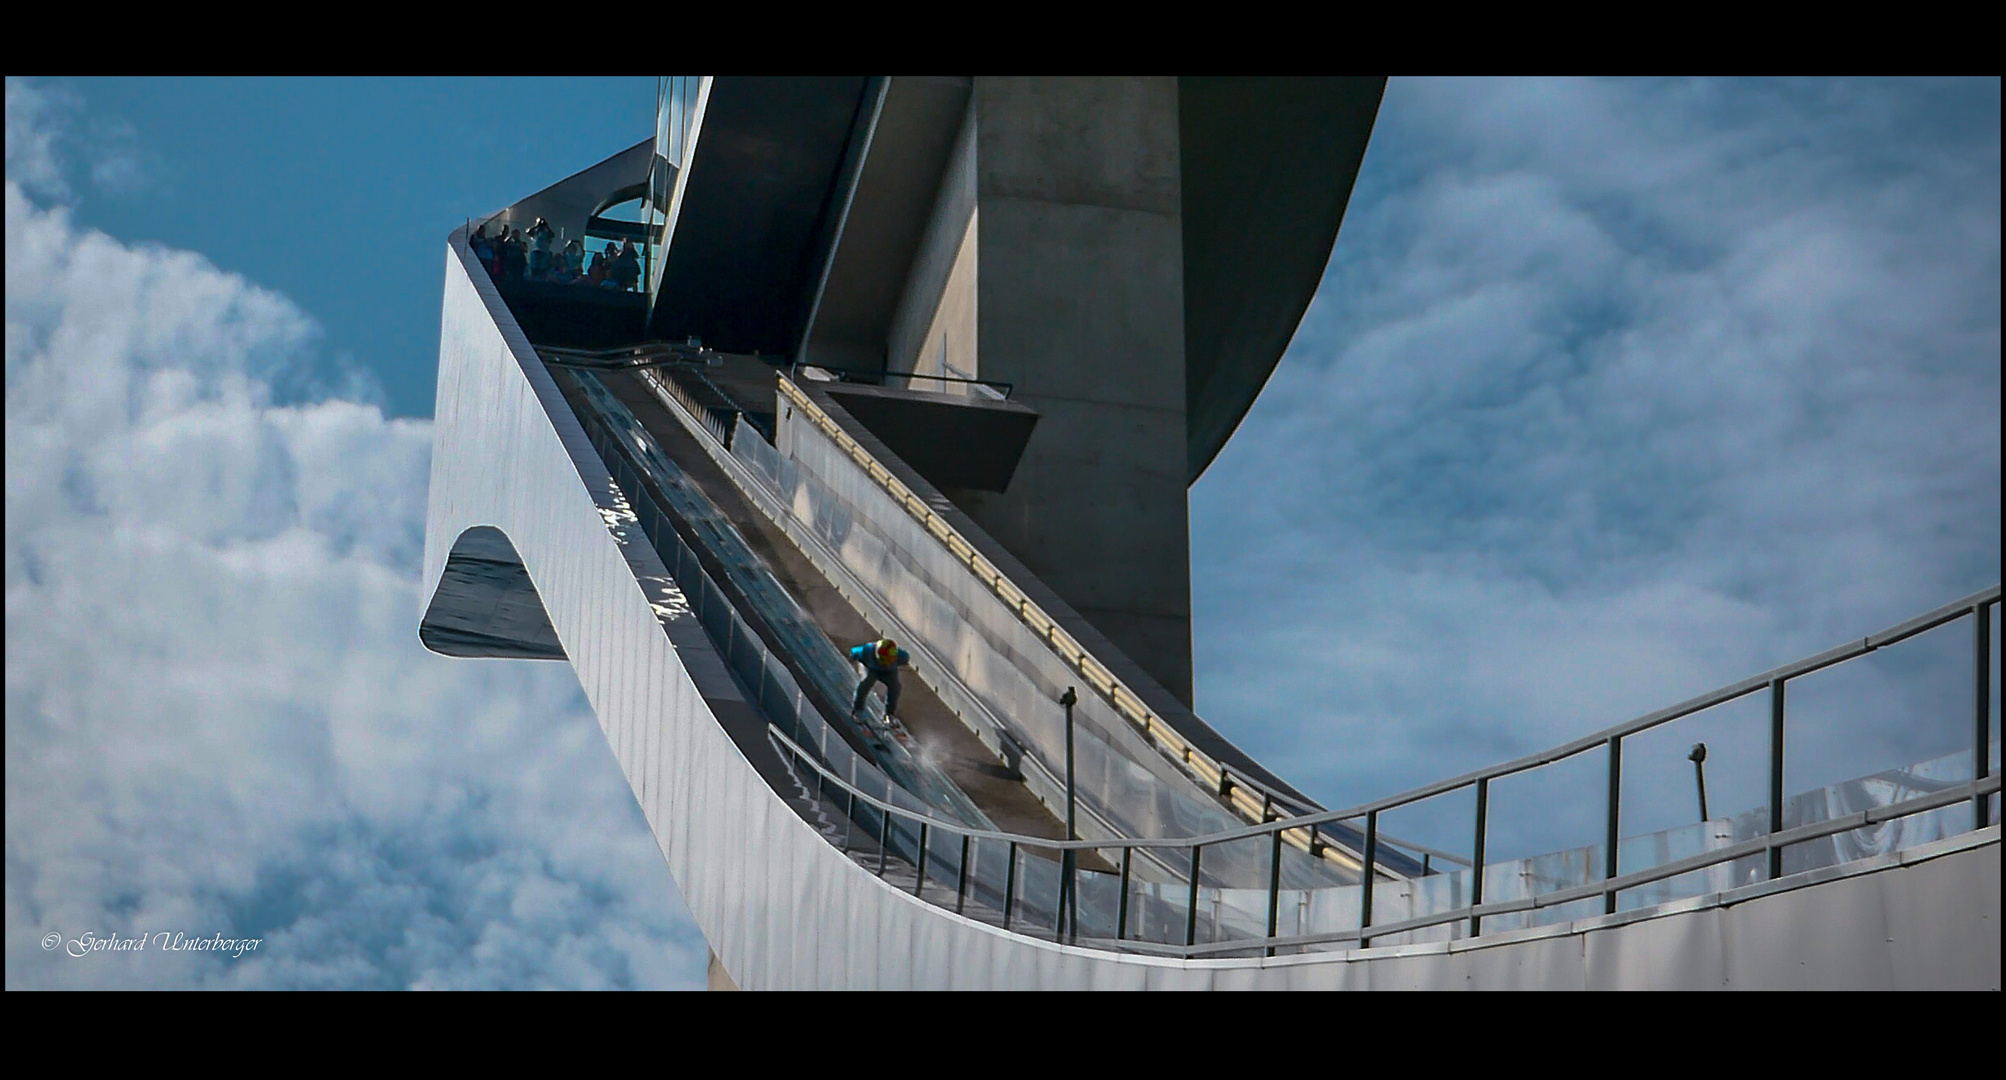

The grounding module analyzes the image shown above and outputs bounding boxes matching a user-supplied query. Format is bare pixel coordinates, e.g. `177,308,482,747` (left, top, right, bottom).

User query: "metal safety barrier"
767,586,1999,956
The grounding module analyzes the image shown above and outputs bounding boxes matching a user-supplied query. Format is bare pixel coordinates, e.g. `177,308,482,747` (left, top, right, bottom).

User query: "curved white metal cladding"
424,233,2000,989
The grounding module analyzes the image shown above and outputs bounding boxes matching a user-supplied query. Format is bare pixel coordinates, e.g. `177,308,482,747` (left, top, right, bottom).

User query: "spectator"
471,225,495,275
587,242,610,286
527,218,554,280
611,238,641,291
560,239,585,283
502,228,528,282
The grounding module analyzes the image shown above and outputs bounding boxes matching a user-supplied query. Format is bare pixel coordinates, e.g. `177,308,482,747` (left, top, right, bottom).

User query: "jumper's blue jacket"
850,643,910,674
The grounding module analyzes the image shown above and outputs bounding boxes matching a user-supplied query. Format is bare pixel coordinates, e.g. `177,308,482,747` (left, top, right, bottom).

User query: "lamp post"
1688,742,1710,822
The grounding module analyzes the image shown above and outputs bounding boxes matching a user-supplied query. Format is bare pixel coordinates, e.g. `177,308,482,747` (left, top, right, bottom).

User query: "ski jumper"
850,643,910,716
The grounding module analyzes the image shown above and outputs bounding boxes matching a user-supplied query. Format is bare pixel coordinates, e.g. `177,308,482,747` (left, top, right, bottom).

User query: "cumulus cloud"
5,78,74,201
1192,77,2001,858
5,77,146,204
5,86,705,988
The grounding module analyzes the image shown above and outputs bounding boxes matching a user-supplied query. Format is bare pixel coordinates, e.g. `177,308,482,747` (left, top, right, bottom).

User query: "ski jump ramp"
423,237,1998,990
423,78,1999,989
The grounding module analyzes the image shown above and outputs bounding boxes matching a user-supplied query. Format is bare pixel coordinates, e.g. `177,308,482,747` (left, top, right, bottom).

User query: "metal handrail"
773,722,1460,857
1275,586,1997,835
777,718,1999,954
767,586,1998,952
791,361,1015,400
539,342,716,371
1130,778,2002,959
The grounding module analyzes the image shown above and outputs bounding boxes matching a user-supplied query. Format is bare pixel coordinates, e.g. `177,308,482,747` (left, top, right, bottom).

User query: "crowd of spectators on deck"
470,218,642,290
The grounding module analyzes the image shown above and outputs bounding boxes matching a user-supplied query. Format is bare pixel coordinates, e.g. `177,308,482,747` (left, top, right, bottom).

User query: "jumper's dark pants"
853,668,901,716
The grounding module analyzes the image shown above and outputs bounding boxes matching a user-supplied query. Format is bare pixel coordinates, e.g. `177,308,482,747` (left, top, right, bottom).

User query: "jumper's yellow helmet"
875,639,898,663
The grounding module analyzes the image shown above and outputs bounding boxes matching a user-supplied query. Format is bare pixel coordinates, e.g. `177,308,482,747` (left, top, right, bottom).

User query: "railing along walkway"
768,585,2001,957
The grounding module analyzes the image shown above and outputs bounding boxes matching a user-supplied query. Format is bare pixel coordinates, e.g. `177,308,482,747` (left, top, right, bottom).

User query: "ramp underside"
648,76,873,355
419,525,566,660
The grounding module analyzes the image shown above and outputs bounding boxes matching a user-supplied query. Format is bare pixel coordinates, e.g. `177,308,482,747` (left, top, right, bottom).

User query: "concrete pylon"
898,76,1195,705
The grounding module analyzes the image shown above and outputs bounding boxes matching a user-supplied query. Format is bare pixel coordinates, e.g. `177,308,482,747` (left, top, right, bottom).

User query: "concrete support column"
954,75,1194,706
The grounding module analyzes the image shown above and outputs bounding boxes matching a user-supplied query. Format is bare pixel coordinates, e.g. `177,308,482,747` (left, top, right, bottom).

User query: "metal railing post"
1360,810,1378,947
1053,856,1068,943
1002,842,1018,930
1060,687,1078,943
1265,825,1284,957
1116,847,1132,941
1470,778,1488,938
1605,734,1622,914
1768,677,1787,880
1979,601,1994,830
878,807,891,877
956,836,971,915
915,823,929,897
1185,846,1203,948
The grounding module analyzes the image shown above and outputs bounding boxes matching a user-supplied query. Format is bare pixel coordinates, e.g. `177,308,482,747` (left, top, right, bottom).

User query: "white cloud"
5,78,74,202
1192,77,2000,858
4,78,146,204
4,95,706,988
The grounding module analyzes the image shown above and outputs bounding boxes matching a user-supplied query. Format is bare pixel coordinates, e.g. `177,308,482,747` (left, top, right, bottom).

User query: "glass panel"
964,839,1013,926
1193,834,1274,949
924,824,960,901
1069,854,1121,940
466,221,654,294
1751,745,1996,877
1117,848,1199,947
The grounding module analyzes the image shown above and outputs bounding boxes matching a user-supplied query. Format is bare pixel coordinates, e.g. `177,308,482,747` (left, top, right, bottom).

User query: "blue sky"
23,77,657,417
6,77,1999,989
1192,77,2000,858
